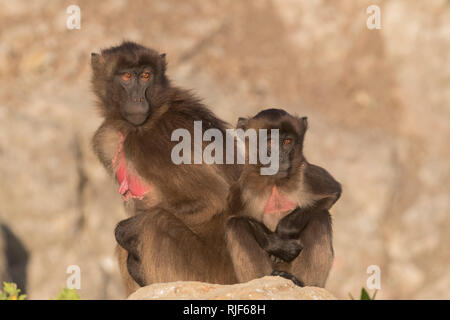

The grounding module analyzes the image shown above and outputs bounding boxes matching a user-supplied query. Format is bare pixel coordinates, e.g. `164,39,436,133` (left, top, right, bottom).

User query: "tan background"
0,0,449,299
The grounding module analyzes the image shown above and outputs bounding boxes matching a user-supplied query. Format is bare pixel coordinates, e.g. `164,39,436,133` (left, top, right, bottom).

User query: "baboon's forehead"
107,51,161,72
247,116,302,135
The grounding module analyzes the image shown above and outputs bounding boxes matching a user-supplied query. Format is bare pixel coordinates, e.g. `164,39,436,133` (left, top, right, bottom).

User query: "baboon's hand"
266,237,303,262
271,270,304,287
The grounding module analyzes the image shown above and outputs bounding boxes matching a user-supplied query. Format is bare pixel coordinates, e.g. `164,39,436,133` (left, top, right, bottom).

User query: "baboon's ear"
298,116,308,132
236,117,248,129
91,53,104,71
160,53,167,72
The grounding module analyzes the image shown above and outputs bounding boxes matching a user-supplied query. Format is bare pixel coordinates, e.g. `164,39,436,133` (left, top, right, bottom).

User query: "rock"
128,277,336,300
0,226,10,283
0,224,28,292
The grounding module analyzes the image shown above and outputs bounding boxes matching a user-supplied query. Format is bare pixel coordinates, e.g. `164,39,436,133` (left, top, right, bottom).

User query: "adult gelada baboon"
225,109,341,287
90,41,240,294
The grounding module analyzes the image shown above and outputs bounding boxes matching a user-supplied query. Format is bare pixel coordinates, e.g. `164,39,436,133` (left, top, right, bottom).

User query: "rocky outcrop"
128,277,336,300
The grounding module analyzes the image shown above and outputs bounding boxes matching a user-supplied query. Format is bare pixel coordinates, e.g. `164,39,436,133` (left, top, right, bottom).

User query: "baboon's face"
91,42,168,126
114,66,152,125
238,109,308,178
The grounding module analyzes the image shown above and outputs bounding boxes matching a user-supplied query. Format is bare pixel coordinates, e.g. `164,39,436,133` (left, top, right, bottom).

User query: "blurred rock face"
0,0,448,299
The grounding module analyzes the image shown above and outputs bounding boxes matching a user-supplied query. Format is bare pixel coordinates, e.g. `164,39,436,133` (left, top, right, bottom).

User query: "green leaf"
0,282,26,300
360,287,371,300
55,288,80,300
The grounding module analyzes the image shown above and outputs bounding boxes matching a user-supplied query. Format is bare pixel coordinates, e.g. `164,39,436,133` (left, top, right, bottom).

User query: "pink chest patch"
263,185,296,215
112,133,152,201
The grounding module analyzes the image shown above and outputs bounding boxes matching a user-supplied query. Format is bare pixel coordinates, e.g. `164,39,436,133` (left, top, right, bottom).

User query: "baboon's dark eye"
121,73,132,81
283,138,292,145
141,72,150,81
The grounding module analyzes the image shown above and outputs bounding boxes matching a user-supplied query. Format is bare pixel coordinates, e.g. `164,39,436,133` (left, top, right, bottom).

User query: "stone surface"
128,277,336,300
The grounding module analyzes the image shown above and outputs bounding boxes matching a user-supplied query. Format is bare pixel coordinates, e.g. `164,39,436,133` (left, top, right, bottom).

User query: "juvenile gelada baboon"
225,109,341,287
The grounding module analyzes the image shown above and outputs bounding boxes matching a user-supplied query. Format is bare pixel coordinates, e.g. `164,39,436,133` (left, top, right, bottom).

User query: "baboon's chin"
125,114,149,126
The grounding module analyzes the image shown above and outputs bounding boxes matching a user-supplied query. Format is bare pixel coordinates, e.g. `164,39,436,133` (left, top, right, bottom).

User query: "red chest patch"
112,132,152,201
263,185,296,215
